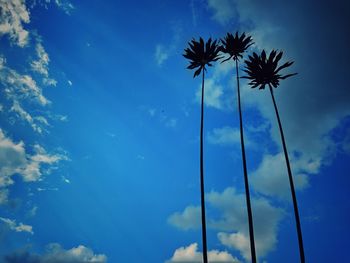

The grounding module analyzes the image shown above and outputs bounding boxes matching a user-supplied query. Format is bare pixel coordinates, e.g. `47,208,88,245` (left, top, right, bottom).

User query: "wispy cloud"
0,217,33,234
141,105,178,129
207,126,242,146
51,0,75,15
1,56,50,106
137,154,145,160
31,42,57,86
32,0,75,15
0,129,67,204
27,205,38,217
10,100,46,133
190,0,198,27
0,55,55,133
207,0,236,25
165,118,177,128
0,0,30,47
0,0,70,135
155,44,170,66
154,22,182,66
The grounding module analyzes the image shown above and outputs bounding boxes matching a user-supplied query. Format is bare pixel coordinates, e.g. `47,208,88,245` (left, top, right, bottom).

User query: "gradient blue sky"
1,0,350,262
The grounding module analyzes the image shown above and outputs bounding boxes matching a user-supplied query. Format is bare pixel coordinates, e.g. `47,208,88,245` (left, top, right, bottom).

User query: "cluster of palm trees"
183,32,304,263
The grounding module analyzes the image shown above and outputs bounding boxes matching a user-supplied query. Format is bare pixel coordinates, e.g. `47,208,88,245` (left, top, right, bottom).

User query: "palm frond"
220,32,254,62
243,49,297,89
183,37,222,78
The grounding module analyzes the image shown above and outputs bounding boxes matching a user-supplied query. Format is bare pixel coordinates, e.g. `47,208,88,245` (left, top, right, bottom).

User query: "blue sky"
0,0,350,262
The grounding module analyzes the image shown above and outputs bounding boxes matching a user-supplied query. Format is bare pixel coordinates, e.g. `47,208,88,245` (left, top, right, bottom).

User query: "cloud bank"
168,187,284,261
3,243,107,263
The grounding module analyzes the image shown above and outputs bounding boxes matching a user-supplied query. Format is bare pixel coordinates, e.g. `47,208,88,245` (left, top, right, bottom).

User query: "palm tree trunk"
236,60,257,263
200,69,208,263
268,85,305,263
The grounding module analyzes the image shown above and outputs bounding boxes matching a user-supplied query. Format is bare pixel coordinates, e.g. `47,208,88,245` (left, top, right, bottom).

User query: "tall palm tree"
243,50,304,263
183,37,221,263
220,32,257,263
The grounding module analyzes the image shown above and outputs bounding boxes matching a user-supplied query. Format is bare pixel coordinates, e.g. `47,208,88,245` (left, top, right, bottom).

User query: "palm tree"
220,32,257,263
183,37,221,263
243,50,304,263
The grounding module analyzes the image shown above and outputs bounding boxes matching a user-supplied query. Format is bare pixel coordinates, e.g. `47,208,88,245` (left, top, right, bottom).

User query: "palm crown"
220,32,254,62
243,50,297,89
183,37,221,77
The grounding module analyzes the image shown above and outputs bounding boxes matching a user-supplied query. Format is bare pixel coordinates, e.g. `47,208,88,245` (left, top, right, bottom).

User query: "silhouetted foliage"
183,37,221,77
220,32,254,62
242,50,297,89
220,31,257,263
243,50,305,263
183,37,221,263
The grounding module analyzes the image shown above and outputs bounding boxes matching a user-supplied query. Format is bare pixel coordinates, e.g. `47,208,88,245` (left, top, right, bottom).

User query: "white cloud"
168,205,201,230
0,188,9,205
0,55,53,133
0,217,33,234
0,129,66,204
193,60,235,111
11,100,43,133
4,243,107,263
28,205,38,217
0,0,69,134
52,0,75,15
155,44,170,66
166,243,240,263
208,188,284,261
31,42,57,86
251,153,311,199
190,0,198,27
207,126,241,146
196,78,224,110
0,0,30,47
168,187,284,261
21,144,65,182
31,43,49,76
0,129,26,189
34,0,74,15
0,0,69,230
0,58,50,106
155,23,182,66
207,0,236,25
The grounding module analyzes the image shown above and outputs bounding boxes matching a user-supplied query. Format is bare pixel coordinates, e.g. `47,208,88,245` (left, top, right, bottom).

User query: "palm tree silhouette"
220,32,257,263
183,37,221,263
243,50,304,263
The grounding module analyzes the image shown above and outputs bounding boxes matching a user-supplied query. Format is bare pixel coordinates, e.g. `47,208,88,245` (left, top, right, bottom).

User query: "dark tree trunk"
269,85,305,263
236,60,257,263
200,69,208,263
